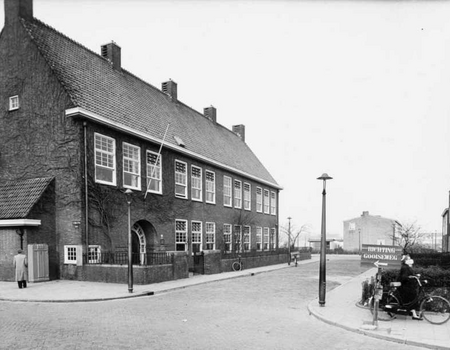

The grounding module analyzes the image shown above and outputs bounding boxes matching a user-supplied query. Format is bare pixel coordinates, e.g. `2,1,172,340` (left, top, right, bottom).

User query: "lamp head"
124,188,133,204
317,173,333,181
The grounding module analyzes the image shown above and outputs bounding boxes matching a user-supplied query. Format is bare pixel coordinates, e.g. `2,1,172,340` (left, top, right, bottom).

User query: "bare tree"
391,221,426,254
280,221,311,249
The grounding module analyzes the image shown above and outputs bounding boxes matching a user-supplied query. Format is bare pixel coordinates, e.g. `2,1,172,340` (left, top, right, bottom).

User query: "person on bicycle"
397,254,422,320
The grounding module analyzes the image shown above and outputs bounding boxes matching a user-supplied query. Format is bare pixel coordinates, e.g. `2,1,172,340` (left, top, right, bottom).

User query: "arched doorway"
131,221,158,265
131,223,146,265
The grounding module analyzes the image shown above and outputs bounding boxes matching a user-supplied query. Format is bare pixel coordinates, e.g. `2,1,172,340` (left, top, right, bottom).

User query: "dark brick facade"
0,0,285,284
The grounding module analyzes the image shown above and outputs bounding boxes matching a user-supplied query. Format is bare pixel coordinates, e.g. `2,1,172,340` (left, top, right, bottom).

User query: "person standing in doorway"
13,249,28,289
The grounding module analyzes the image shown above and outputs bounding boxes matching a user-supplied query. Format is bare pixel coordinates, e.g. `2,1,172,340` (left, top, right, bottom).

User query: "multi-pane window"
206,170,216,204
205,222,215,250
263,227,270,250
146,151,162,194
270,228,276,250
234,180,242,209
191,221,202,253
9,95,19,110
175,220,187,251
264,189,270,214
244,183,251,210
175,160,187,198
256,187,262,212
243,226,250,251
270,191,276,215
123,143,141,189
256,227,262,250
224,224,232,252
94,133,116,185
64,245,78,264
223,176,232,207
88,245,101,263
191,166,202,201
234,225,242,252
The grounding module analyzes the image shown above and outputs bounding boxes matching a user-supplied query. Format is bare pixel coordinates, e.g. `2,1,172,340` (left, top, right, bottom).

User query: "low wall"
60,252,189,284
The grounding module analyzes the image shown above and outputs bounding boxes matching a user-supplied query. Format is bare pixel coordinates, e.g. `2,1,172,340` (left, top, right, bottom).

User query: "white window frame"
205,170,216,204
191,165,203,202
64,245,78,264
224,224,232,253
88,245,102,263
175,219,188,251
264,189,270,214
146,150,162,194
205,222,215,250
263,227,270,250
123,142,141,190
270,191,276,215
234,180,242,209
256,227,262,251
191,221,203,253
9,95,19,111
175,160,187,199
256,187,262,213
223,176,232,207
94,133,116,185
243,225,251,251
244,182,251,211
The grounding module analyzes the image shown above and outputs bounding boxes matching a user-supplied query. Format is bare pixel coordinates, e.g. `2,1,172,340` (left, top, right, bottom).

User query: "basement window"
9,95,19,111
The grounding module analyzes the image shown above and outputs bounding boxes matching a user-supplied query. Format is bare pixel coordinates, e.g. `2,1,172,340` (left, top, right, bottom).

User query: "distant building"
442,208,449,252
308,238,343,251
343,211,400,252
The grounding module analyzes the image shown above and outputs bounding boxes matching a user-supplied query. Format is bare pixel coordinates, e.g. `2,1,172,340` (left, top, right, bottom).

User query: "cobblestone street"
0,259,427,349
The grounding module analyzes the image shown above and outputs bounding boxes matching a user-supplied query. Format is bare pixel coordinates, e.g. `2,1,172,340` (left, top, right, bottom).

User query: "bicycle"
232,255,243,271
369,274,450,324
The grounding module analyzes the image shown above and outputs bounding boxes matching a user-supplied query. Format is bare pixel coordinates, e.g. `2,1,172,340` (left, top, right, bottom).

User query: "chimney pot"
162,80,177,102
204,106,217,123
5,0,33,25
232,124,246,142
101,41,121,71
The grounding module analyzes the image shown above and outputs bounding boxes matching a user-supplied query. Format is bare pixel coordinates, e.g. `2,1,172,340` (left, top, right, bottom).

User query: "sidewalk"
1,256,449,349
308,267,450,350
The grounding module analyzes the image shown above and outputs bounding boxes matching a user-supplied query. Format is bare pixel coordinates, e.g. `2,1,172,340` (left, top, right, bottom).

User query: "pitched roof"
0,177,53,219
20,18,280,189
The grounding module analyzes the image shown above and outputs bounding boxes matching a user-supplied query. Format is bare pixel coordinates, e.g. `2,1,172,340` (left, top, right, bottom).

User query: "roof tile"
0,177,53,219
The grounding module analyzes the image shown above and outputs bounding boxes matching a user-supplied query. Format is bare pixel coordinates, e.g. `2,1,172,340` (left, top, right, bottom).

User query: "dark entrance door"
192,252,204,275
132,232,140,265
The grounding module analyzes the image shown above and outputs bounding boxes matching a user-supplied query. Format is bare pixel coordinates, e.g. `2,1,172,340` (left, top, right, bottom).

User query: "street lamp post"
288,217,292,265
125,189,133,293
317,173,332,307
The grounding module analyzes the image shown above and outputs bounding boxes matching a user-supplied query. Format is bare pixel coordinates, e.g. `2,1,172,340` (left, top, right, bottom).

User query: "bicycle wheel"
232,261,242,271
420,296,450,324
369,295,397,321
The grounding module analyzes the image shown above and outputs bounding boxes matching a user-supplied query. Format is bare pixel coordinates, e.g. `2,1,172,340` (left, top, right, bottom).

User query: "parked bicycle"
369,274,450,324
232,255,243,271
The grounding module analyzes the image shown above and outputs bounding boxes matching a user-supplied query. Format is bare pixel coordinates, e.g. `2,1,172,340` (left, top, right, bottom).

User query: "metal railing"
84,251,173,266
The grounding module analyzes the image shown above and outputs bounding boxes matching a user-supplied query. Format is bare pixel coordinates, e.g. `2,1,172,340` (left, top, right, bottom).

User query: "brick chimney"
204,106,217,123
162,80,177,102
4,0,33,26
232,124,245,142
101,41,121,71
362,211,369,217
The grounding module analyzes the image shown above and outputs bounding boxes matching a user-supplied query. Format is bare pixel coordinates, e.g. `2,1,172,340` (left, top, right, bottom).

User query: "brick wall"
60,252,189,284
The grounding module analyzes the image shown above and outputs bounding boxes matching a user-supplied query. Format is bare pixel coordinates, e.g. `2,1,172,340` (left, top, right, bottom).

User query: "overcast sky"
2,0,450,240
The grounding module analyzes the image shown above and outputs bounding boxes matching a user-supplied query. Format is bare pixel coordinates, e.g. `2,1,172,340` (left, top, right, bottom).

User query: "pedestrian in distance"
397,254,422,320
13,249,28,289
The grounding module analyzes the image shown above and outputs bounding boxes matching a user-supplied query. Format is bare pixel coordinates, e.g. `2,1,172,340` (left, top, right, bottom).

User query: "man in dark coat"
13,249,28,289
